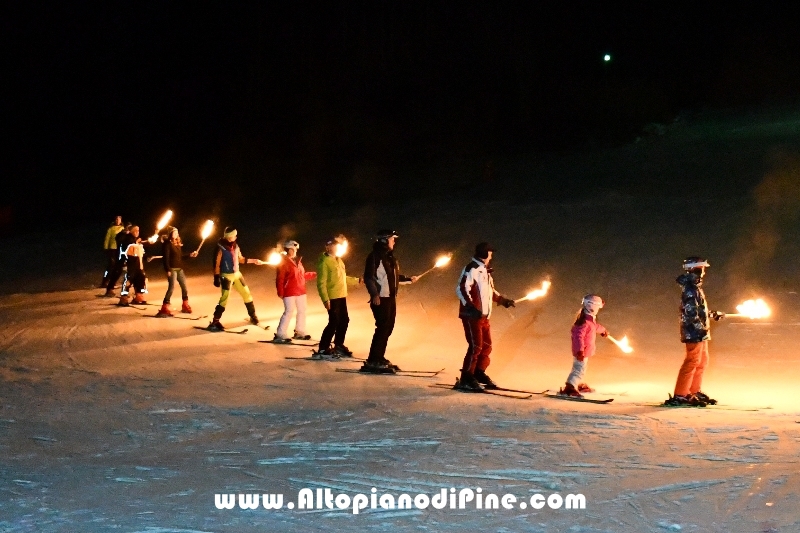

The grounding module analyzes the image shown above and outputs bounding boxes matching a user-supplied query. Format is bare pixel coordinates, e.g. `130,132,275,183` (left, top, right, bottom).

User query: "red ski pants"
673,341,709,397
462,317,492,373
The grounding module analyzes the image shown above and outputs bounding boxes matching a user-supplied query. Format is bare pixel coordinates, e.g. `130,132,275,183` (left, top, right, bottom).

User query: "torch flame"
335,239,348,258
156,210,173,231
266,251,284,266
434,254,452,268
523,280,552,301
608,335,634,354
200,220,214,240
735,299,771,319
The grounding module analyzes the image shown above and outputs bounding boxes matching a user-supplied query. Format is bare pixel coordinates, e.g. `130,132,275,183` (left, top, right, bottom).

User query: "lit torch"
607,334,634,354
514,280,552,303
194,220,215,254
148,209,173,243
266,251,284,266
416,254,453,280
335,238,349,258
724,298,771,319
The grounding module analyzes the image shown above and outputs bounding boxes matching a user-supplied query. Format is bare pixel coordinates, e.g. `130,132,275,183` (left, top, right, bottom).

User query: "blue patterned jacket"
677,272,710,343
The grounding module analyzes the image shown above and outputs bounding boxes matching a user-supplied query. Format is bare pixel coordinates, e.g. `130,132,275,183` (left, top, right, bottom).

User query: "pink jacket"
276,256,316,298
571,313,607,358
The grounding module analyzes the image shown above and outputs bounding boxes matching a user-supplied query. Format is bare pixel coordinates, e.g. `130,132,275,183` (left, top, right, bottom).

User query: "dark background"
4,2,800,231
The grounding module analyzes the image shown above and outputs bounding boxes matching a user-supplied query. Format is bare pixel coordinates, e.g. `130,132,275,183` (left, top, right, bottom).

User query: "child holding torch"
273,240,317,342
664,257,724,407
156,227,199,317
455,242,516,391
558,295,609,398
207,226,260,331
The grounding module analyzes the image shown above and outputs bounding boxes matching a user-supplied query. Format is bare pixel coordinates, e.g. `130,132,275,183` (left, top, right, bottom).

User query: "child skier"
208,226,260,331
156,227,199,317
664,257,724,407
118,225,148,306
273,240,317,342
558,294,609,398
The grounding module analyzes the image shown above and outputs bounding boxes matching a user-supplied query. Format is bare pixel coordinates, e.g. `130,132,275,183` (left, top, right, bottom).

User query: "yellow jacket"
104,224,123,250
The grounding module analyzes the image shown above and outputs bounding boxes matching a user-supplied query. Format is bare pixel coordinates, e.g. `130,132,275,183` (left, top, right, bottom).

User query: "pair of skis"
430,380,548,399
336,367,445,377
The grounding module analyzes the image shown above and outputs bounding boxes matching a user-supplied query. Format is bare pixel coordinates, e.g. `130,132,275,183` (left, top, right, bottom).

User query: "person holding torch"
155,227,199,317
315,235,360,357
361,230,418,373
455,242,515,391
558,295,609,398
207,226,260,331
664,257,724,407
273,240,317,342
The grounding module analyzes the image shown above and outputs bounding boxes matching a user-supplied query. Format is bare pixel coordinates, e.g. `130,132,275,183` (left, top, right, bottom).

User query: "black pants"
125,257,147,295
106,254,126,290
319,298,349,350
103,249,117,280
368,296,397,363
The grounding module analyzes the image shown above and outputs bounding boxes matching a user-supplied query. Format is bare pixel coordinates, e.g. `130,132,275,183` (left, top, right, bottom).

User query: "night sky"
5,3,800,229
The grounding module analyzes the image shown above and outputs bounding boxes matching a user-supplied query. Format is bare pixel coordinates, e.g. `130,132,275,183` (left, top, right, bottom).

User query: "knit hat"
474,242,495,260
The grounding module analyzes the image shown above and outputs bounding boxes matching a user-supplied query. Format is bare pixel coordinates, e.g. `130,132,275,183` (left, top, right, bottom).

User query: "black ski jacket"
363,242,411,298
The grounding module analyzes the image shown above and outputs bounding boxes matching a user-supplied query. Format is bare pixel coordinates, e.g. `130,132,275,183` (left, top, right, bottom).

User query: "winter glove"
213,274,221,287
600,330,608,338
710,311,725,321
464,305,482,320
498,296,516,308
575,351,585,362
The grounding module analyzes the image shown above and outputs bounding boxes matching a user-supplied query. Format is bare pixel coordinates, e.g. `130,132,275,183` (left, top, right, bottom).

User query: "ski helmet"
283,240,299,251
682,256,710,271
474,242,495,260
582,294,605,315
376,229,399,242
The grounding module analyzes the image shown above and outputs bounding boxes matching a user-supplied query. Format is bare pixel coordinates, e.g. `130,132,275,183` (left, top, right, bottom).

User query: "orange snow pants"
673,341,709,397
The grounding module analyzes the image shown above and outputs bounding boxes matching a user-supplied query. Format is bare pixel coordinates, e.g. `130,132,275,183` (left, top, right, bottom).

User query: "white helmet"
582,294,605,315
283,240,299,251
682,256,709,271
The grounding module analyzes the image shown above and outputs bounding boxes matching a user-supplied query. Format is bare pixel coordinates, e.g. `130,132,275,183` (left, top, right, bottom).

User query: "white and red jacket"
456,257,501,319
276,256,316,298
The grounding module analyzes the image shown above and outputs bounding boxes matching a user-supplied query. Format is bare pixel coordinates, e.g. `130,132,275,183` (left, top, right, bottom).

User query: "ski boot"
207,305,225,331
311,347,339,360
454,370,484,392
577,383,595,393
272,334,292,344
117,294,131,306
558,383,583,398
693,391,717,405
156,303,173,317
181,300,192,314
132,293,147,305
474,369,498,390
333,344,353,358
245,301,259,325
663,394,706,407
359,359,396,374
293,332,312,341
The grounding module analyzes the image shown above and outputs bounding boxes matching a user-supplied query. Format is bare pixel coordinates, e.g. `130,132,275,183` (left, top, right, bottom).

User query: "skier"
118,225,148,305
156,227,198,317
664,257,724,407
208,226,260,331
273,240,317,342
558,295,609,398
103,223,136,297
315,235,361,357
101,215,124,288
454,242,516,391
361,229,418,373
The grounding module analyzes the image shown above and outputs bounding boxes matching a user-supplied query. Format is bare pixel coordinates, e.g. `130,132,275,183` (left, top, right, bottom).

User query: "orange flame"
516,280,552,303
266,251,284,266
608,335,634,354
335,239,348,258
734,299,771,319
200,220,214,240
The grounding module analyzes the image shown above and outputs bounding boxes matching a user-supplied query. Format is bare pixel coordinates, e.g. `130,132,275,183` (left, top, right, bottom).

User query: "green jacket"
104,224,124,250
316,252,358,303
